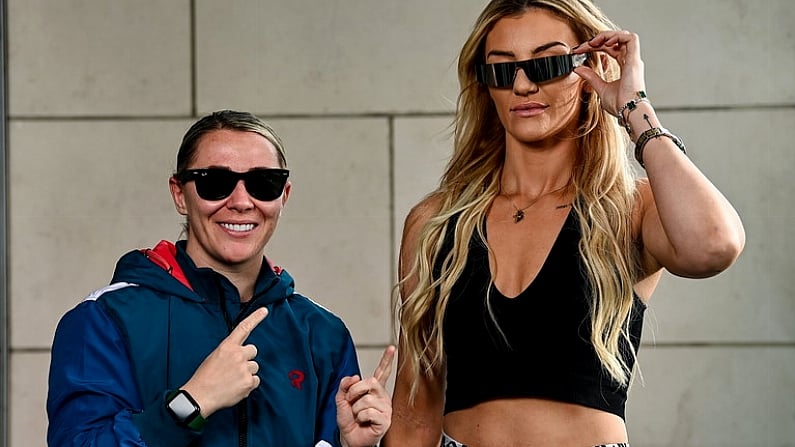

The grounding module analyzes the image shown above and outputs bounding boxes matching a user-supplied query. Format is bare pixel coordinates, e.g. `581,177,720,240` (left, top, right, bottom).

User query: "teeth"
221,223,254,232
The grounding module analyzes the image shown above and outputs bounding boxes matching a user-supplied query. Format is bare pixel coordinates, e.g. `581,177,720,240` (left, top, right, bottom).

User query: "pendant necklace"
504,182,571,223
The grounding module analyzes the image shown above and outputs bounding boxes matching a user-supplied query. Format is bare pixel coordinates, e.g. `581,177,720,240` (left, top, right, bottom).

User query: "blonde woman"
383,1,745,446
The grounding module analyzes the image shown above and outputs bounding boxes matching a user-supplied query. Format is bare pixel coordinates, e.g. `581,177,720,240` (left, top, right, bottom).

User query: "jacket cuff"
131,391,201,447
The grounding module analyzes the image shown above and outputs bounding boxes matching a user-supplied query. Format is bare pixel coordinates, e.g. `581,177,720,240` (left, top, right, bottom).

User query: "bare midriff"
443,398,628,447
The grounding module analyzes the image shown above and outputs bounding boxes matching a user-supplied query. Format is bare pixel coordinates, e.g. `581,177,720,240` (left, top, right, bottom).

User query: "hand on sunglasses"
176,168,289,202
571,30,647,118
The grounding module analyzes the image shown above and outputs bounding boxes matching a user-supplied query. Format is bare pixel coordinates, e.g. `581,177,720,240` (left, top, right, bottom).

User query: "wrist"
337,433,379,447
633,126,687,168
625,101,658,142
165,389,207,431
616,91,659,139
180,382,216,418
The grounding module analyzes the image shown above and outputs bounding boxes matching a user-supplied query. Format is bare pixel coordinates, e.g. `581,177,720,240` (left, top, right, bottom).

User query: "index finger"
372,345,396,387
227,307,268,345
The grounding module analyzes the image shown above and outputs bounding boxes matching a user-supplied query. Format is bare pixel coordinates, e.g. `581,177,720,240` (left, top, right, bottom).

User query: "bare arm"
382,196,446,447
635,136,745,278
382,347,445,447
575,31,745,279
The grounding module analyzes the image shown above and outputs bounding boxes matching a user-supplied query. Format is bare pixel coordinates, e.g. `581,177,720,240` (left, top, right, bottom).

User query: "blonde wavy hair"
397,0,640,400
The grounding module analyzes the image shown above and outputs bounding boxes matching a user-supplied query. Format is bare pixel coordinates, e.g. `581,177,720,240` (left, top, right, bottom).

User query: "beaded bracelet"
617,90,649,134
634,126,687,168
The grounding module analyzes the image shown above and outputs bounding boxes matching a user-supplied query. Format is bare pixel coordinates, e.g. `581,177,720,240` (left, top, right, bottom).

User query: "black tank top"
440,209,645,419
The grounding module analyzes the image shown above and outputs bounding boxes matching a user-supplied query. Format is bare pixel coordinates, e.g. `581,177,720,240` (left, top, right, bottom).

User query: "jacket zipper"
238,401,248,447
218,275,280,447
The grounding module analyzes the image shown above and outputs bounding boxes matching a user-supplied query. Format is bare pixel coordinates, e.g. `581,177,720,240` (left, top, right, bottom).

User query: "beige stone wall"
5,1,794,446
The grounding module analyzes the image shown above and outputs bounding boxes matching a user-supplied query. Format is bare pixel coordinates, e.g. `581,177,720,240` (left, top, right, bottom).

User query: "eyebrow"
486,41,569,59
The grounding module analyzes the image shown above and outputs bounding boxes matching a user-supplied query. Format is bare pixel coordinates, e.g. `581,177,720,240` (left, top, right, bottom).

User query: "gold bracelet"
634,127,687,168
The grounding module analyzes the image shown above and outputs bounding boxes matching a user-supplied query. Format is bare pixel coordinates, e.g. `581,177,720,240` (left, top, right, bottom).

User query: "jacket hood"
110,240,296,306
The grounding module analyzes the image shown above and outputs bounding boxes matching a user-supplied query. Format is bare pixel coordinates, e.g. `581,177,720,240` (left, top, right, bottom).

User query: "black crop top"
440,209,645,419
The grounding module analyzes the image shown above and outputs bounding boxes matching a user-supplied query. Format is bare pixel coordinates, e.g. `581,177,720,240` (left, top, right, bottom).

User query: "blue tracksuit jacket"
47,240,360,446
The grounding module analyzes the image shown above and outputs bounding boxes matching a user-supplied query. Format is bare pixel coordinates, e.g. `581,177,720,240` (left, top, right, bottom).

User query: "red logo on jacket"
288,370,305,390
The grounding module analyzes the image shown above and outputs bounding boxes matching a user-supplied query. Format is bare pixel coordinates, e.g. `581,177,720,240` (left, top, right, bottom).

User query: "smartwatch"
165,389,206,431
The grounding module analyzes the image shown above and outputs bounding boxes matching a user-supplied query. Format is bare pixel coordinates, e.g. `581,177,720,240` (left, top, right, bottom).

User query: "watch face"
168,392,197,420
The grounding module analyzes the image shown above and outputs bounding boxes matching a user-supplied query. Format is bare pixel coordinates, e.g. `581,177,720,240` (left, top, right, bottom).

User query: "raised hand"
181,307,268,417
336,345,396,447
572,30,647,116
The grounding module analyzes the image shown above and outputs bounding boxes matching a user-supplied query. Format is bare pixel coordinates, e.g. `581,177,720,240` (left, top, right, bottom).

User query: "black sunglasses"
177,168,289,202
476,53,588,88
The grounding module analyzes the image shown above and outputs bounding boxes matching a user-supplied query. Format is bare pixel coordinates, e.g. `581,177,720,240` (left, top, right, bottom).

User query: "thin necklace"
503,182,570,223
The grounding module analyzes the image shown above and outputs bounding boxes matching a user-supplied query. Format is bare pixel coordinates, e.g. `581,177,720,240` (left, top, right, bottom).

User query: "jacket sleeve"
316,332,361,447
47,300,147,446
47,300,199,447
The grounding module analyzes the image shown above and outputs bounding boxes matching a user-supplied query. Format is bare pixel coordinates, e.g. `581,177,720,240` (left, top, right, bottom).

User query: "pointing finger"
372,345,396,387
227,307,268,345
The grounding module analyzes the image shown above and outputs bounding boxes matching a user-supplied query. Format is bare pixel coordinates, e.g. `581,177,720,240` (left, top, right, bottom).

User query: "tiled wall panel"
7,0,192,116
9,353,48,447
195,0,486,115
626,347,795,446
598,0,795,107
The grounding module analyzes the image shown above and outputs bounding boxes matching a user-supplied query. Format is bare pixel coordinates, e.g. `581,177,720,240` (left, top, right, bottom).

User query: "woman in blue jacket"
47,110,394,447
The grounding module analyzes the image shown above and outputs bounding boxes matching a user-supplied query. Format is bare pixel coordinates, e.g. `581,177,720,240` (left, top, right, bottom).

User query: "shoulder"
59,282,142,325
399,192,448,285
53,296,126,353
85,282,139,301
405,192,444,227
287,293,350,334
87,279,163,314
402,192,445,245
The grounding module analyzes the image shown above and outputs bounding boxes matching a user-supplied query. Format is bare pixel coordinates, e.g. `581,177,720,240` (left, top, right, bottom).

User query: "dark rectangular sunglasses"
476,53,588,88
177,168,289,202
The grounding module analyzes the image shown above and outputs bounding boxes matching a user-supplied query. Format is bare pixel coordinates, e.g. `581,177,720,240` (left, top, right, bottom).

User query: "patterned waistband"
441,432,629,447
441,433,465,447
